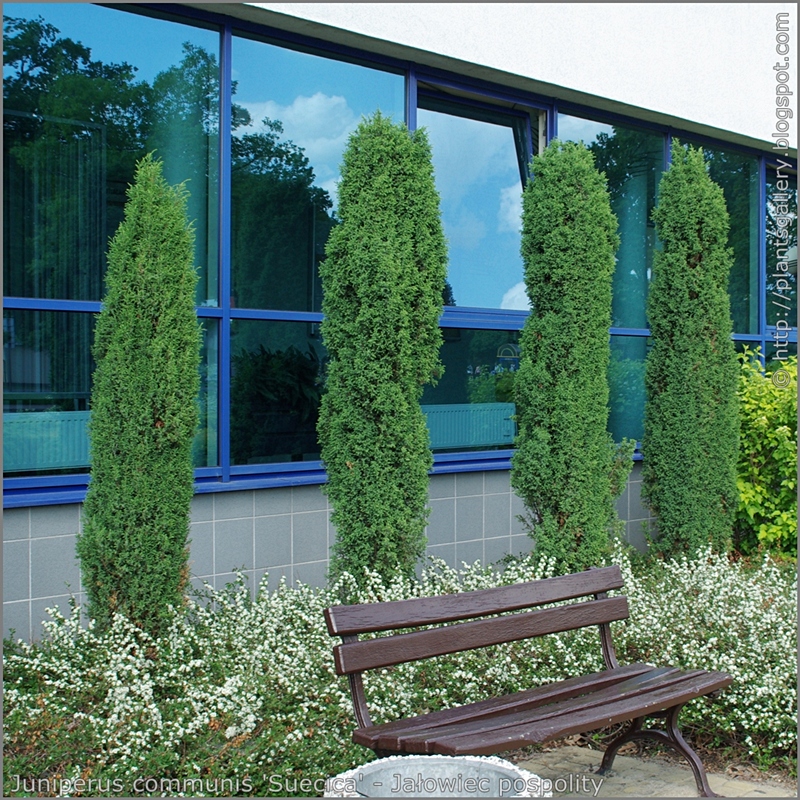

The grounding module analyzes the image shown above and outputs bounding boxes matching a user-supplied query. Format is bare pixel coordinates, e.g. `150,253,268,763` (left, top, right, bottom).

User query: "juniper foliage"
318,113,447,586
77,154,201,635
642,141,740,556
511,140,633,571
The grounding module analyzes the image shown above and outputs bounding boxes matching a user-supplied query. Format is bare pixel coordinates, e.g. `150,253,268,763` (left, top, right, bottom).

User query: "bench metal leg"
596,706,719,798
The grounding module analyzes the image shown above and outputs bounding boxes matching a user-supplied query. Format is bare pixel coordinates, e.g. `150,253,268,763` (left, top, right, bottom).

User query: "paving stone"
516,746,795,798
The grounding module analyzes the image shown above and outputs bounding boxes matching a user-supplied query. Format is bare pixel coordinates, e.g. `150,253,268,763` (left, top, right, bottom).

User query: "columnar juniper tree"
643,141,739,556
77,154,201,635
511,140,633,571
318,113,447,585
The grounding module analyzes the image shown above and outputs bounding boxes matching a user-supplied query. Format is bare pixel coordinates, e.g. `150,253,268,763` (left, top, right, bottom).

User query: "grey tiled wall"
3,468,652,641
614,462,654,550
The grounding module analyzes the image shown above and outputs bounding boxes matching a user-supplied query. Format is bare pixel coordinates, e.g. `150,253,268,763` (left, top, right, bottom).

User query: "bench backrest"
325,565,627,679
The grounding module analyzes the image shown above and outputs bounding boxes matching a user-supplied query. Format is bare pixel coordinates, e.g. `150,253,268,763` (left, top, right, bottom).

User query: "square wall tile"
484,493,511,537
255,566,291,594
293,511,328,564
425,543,455,570
254,487,292,516
3,541,30,602
29,504,80,539
484,535,512,567
214,518,254,573
292,485,327,513
428,474,455,500
190,494,214,524
293,560,327,589
484,470,511,495
628,482,649,522
31,596,76,642
214,570,255,596
214,490,254,522
510,534,532,559
254,514,292,569
188,522,214,578
30,536,80,599
615,486,630,521
3,601,30,642
455,472,484,497
3,508,29,541
455,496,483,542
456,539,484,568
426,499,455,545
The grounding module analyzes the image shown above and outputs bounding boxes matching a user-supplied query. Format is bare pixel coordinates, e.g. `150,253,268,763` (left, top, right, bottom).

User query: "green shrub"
76,154,201,637
318,112,447,586
643,142,740,557
3,546,795,796
734,349,797,556
511,140,633,571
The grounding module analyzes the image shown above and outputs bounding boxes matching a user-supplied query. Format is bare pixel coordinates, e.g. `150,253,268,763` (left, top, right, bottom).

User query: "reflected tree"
703,148,759,333
231,115,334,312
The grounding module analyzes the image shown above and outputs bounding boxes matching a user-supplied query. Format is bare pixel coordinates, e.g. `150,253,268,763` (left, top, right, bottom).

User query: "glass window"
418,100,528,310
766,167,797,328
559,114,664,330
230,320,327,465
607,335,648,444
420,328,520,451
3,310,93,474
230,34,405,312
3,310,218,474
3,4,220,304
701,146,760,334
195,320,219,468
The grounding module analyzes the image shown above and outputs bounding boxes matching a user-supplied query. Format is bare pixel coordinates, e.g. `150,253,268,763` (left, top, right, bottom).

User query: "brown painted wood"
326,563,734,797
325,566,623,636
383,667,690,752
333,595,629,674
353,663,655,749
432,672,734,756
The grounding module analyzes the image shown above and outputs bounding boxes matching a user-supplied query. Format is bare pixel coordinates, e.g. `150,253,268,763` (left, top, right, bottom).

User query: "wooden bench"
324,565,732,797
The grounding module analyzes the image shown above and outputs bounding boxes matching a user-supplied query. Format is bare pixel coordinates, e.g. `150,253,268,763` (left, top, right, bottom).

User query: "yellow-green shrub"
735,349,797,556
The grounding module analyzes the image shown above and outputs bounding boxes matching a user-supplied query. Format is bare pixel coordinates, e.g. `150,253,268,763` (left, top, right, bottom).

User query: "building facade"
3,3,797,639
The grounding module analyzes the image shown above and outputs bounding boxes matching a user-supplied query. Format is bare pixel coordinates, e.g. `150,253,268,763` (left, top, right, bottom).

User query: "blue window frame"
3,2,796,508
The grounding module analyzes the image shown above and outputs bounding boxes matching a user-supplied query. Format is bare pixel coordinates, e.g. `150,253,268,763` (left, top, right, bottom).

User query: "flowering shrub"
3,545,796,796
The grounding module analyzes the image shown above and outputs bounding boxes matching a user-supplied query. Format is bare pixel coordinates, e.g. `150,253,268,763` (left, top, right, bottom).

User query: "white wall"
245,3,797,152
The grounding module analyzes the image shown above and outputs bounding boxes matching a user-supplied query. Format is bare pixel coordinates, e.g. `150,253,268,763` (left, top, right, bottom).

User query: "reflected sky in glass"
418,108,525,310
232,35,405,207
3,4,214,84
557,114,613,144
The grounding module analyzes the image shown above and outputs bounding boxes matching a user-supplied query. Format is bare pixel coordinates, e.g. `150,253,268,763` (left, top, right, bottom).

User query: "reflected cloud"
239,92,357,200
444,210,487,252
501,281,530,310
419,109,519,205
498,183,522,234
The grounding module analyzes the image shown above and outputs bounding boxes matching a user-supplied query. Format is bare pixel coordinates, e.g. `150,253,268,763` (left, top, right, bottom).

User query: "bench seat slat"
354,663,654,749
325,566,623,635
334,595,629,674
387,667,691,752
432,671,734,756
